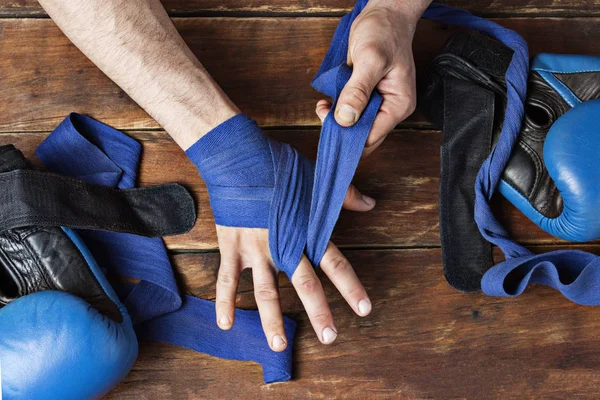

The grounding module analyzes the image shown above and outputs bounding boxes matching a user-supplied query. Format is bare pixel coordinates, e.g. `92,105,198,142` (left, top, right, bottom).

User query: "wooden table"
2,1,600,398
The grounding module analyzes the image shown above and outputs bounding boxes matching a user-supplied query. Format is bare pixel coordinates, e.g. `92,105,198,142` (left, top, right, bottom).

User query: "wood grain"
1,0,600,17
105,247,600,399
0,128,578,251
2,17,600,132
3,5,600,399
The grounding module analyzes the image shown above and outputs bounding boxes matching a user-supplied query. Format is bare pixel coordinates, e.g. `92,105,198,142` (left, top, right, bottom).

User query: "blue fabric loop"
481,250,600,305
36,113,295,383
186,0,381,278
424,4,600,305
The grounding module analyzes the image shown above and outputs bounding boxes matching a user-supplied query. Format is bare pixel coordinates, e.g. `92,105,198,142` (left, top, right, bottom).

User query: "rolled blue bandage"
187,0,381,278
36,113,295,383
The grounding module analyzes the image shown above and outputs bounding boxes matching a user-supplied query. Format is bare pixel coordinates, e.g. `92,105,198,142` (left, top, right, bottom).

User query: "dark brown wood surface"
111,248,600,399
2,17,600,132
1,1,599,399
1,0,600,17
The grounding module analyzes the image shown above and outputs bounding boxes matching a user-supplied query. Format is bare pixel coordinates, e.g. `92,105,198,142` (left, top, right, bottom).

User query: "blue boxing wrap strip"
36,113,295,384
423,4,600,304
186,0,381,278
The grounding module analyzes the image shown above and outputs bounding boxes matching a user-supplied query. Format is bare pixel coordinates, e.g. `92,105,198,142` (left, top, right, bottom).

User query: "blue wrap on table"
36,113,295,383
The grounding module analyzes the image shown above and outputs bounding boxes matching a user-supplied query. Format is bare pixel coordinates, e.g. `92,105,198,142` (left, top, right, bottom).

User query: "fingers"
317,65,415,158
342,183,375,212
364,63,416,148
216,252,241,331
320,242,371,317
335,48,388,128
252,264,288,352
292,256,337,344
316,99,331,123
362,131,388,158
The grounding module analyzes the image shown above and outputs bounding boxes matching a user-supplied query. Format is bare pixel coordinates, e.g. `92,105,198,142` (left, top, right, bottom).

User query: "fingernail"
336,104,357,125
219,315,231,328
362,195,375,207
322,327,337,344
358,299,372,316
272,335,286,350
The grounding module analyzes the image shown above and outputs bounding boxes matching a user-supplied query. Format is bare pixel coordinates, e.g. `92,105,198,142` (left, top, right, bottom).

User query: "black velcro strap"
418,32,514,292
0,169,196,237
439,78,494,292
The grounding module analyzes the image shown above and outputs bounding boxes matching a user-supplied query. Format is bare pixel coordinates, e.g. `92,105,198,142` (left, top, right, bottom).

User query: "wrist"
146,63,241,150
185,113,273,228
175,84,241,150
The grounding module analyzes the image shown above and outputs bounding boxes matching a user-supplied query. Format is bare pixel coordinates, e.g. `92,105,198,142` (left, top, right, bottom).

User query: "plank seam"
1,12,600,19
168,242,600,254
0,124,439,135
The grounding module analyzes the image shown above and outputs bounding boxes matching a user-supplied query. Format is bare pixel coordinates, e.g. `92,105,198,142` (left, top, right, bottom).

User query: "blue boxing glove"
498,54,600,242
0,227,138,400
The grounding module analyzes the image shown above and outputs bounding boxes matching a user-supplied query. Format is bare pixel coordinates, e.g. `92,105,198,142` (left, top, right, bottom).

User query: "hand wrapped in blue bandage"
186,0,381,350
186,111,375,348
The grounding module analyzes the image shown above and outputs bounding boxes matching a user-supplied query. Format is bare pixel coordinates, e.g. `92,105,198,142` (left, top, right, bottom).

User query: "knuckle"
345,184,358,200
255,285,280,302
346,84,371,106
404,96,417,116
346,284,363,298
315,105,328,118
365,133,386,148
384,95,418,130
316,101,328,111
217,270,237,288
328,256,352,275
311,312,331,326
360,43,391,68
296,274,322,294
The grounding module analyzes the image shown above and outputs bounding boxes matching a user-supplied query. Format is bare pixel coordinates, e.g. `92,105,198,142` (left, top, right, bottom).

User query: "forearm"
368,0,432,26
38,0,238,149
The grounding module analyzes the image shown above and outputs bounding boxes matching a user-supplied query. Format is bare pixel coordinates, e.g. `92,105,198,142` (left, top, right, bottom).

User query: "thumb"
335,61,385,127
342,184,376,212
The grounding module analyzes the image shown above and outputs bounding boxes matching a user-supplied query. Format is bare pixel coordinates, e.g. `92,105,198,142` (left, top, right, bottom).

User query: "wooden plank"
2,0,600,18
106,247,600,399
2,17,600,132
0,129,584,250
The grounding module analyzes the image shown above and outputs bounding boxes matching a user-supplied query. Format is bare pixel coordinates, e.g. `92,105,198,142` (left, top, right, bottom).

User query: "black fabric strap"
439,78,494,292
418,32,514,292
0,145,29,173
0,169,195,237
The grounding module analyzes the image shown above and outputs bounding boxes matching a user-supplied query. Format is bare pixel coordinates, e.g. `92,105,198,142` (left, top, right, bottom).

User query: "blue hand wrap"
423,4,600,304
36,113,295,383
186,0,381,278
